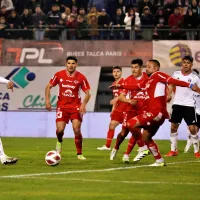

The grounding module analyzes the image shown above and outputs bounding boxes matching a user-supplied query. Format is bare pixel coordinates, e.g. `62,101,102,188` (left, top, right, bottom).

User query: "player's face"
66,59,77,73
182,59,193,73
112,69,122,80
131,64,142,77
145,61,156,76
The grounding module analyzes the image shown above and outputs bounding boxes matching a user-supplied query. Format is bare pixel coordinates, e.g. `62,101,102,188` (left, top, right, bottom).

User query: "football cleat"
133,149,150,162
165,150,178,157
122,154,130,163
149,161,166,167
110,148,118,160
97,145,111,151
56,141,62,154
77,154,86,160
1,155,18,165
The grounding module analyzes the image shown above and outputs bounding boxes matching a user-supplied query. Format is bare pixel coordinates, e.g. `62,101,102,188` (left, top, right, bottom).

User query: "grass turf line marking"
27,177,200,186
0,160,200,179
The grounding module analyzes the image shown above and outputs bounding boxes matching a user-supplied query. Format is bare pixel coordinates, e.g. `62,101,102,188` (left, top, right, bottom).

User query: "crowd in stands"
0,0,200,40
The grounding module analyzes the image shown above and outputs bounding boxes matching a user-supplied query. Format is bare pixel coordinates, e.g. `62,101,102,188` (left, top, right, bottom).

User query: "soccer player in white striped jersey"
0,76,18,165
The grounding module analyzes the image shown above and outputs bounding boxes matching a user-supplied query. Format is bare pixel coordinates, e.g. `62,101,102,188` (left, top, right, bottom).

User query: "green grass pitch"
0,138,200,200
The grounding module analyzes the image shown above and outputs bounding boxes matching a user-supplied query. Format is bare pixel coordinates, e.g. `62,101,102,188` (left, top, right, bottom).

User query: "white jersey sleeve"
172,71,198,107
0,76,9,84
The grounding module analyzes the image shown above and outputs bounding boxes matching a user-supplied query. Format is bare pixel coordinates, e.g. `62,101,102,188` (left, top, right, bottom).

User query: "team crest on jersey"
177,77,179,80
188,78,192,83
60,79,63,82
74,80,79,84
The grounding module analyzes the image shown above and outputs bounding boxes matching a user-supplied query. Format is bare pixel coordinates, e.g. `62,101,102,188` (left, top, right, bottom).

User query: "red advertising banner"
1,40,152,67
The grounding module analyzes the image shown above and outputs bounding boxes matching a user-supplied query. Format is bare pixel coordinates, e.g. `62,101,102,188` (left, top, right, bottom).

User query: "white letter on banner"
20,48,39,63
38,48,53,64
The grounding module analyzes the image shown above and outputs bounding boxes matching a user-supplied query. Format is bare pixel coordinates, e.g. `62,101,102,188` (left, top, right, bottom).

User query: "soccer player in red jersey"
97,66,127,150
111,59,200,166
109,59,150,162
45,56,91,160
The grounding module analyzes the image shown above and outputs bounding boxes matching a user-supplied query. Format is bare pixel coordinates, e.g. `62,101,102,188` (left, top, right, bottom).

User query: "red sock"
125,136,136,155
106,130,115,148
146,139,161,160
75,134,82,155
136,132,145,147
114,133,125,150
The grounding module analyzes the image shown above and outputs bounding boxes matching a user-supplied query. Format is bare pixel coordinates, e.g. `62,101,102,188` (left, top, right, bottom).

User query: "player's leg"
166,105,182,156
97,119,120,150
110,127,129,160
56,121,67,153
72,119,86,160
143,127,166,167
0,138,18,165
184,127,192,153
55,109,68,153
184,107,200,158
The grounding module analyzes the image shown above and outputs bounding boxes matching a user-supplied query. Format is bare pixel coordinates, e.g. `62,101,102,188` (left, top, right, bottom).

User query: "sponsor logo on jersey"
62,89,75,97
62,84,75,89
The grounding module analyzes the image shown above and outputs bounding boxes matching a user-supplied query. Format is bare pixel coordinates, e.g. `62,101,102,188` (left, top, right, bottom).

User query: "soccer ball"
45,150,61,166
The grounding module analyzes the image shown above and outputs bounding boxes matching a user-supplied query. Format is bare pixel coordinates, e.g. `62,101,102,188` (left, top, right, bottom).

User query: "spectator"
188,0,200,20
168,7,184,39
7,10,20,28
78,7,87,21
184,8,198,40
61,7,71,21
27,0,40,14
0,16,7,38
163,0,177,20
47,4,61,26
1,0,14,12
88,14,99,40
32,5,46,40
154,7,168,39
113,8,125,39
77,15,89,39
66,14,77,40
116,0,126,13
137,0,153,16
0,6,8,19
98,8,111,39
87,6,100,22
76,0,89,13
12,0,27,15
71,0,78,15
21,8,33,28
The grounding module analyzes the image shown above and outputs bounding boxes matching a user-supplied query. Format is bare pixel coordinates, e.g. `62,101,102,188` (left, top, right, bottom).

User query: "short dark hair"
193,69,199,75
112,66,122,71
66,56,78,63
182,55,193,63
131,59,143,67
149,59,160,69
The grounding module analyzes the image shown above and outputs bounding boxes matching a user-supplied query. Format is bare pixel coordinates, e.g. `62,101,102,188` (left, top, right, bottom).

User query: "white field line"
0,160,199,179
26,177,200,186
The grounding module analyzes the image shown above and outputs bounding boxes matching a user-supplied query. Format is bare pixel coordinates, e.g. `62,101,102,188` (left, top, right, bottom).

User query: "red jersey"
50,70,90,109
121,71,190,118
112,78,128,112
123,72,148,112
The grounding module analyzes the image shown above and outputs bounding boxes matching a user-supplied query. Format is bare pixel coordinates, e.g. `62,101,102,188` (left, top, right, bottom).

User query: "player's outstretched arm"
118,93,137,106
109,83,140,90
0,76,14,91
80,90,91,116
45,83,52,111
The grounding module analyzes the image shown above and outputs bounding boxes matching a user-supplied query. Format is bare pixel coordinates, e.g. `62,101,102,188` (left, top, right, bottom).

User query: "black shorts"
196,114,200,128
170,104,196,126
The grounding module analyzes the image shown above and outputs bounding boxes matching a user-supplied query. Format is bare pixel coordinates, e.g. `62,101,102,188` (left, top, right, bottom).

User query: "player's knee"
171,124,178,133
56,127,65,134
73,127,81,135
109,122,117,130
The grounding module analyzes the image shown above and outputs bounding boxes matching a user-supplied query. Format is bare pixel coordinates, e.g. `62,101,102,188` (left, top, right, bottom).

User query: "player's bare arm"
45,83,53,111
166,84,175,102
110,97,118,105
0,76,14,91
118,93,137,106
80,90,91,116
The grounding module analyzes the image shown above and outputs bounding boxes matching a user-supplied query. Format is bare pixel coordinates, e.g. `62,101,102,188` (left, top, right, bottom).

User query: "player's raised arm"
0,76,14,91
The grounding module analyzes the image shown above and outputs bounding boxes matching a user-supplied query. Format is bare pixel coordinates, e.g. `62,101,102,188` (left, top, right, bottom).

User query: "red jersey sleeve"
49,73,59,87
156,72,190,87
81,75,91,93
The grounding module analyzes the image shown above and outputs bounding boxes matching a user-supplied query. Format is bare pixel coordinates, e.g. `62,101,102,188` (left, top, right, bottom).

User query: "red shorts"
111,110,136,124
122,111,137,129
134,111,165,128
56,108,82,123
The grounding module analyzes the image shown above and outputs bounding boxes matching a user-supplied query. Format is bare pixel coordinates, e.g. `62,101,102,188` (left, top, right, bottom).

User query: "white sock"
0,138,5,157
170,132,178,151
185,132,192,151
190,134,199,153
